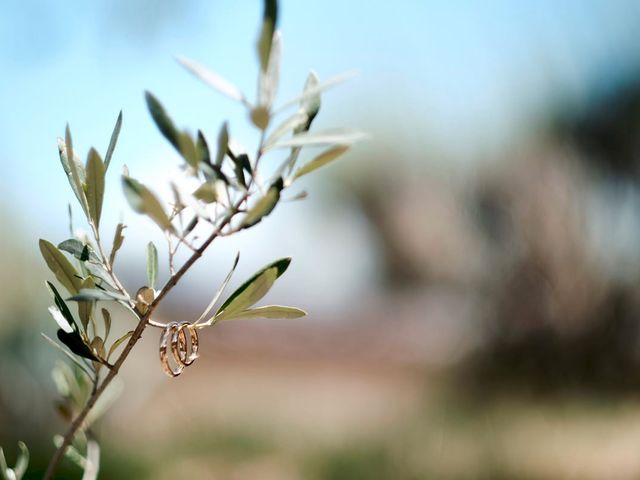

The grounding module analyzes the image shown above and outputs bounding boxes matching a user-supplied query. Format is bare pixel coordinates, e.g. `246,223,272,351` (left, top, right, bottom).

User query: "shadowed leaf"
58,239,100,263
57,329,100,362
145,91,180,152
40,239,82,294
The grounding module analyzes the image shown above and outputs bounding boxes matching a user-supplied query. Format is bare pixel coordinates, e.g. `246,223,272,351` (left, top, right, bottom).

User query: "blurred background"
3,0,640,478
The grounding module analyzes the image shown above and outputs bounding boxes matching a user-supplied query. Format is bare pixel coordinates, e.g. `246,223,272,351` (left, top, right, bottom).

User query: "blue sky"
1,0,639,313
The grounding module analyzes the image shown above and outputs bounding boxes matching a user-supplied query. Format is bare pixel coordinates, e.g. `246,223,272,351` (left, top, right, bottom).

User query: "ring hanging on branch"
159,321,200,377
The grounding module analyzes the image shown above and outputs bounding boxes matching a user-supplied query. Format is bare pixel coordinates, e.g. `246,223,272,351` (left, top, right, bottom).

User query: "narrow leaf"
216,257,291,320
264,112,309,148
222,305,306,321
176,56,249,105
68,204,74,237
57,329,100,362
109,223,126,267
145,91,180,152
78,277,95,331
90,337,106,372
85,148,106,228
293,145,350,180
46,281,78,332
122,176,174,232
215,123,229,167
266,129,368,150
297,71,321,130
65,125,89,214
240,178,283,228
192,183,217,203
275,70,358,113
197,252,240,325
58,239,100,263
257,0,278,72
259,30,281,108
146,242,158,289
48,306,74,333
67,289,129,303
101,308,111,341
196,130,211,166
57,138,88,216
39,239,82,294
104,110,123,170
178,131,199,169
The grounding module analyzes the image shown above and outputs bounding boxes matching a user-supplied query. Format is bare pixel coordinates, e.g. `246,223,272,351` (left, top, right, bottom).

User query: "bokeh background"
3,0,640,478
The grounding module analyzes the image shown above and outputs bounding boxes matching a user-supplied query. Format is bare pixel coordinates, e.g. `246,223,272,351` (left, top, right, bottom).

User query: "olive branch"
0,1,365,479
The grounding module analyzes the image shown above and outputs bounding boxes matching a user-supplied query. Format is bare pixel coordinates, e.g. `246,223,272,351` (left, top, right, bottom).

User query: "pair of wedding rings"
159,321,199,377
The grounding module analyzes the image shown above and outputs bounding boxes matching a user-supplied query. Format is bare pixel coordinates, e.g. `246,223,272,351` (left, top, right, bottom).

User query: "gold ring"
159,322,184,377
171,322,199,367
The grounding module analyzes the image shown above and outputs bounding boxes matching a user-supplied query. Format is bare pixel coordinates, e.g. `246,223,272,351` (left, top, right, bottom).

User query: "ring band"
159,321,200,377
159,322,184,377
171,322,199,366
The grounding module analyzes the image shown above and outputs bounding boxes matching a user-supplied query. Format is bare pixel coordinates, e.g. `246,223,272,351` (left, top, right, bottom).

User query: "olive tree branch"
43,191,250,479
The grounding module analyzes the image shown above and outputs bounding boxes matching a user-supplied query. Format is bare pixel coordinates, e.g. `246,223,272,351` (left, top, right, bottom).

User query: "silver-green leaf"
221,305,306,321
259,30,281,109
109,223,126,267
67,289,129,303
146,241,158,289
240,178,283,228
274,70,357,114
293,145,350,180
145,91,180,153
257,0,278,73
86,148,106,228
266,129,368,150
104,110,123,170
197,252,240,326
122,175,174,232
215,257,291,321
39,239,83,294
176,56,249,106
